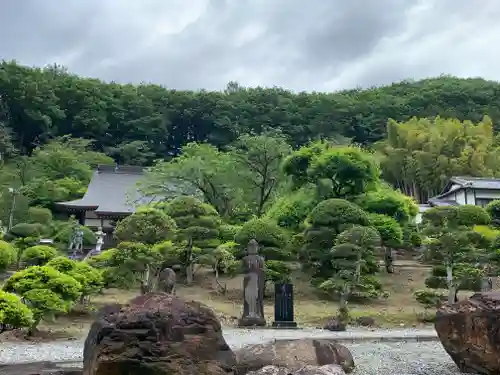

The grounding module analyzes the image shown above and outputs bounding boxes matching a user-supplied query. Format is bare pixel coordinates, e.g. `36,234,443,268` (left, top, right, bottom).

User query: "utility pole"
8,187,16,231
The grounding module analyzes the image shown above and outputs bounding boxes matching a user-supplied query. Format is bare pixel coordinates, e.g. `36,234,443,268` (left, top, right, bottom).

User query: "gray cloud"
1,0,499,91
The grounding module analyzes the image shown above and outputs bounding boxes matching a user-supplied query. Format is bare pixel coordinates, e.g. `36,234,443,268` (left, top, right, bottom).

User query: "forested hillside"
2,60,500,163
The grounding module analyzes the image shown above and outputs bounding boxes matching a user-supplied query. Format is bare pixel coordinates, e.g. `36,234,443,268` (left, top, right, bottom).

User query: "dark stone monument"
238,239,266,327
272,283,298,328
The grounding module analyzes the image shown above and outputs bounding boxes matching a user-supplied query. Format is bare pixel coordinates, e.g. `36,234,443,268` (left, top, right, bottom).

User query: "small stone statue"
0,220,5,238
68,223,84,254
156,267,176,294
94,227,105,254
238,239,266,327
481,264,493,292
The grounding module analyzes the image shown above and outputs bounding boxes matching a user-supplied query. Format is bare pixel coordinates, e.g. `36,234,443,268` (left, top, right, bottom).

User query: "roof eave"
54,202,99,211
429,185,464,201
95,211,133,217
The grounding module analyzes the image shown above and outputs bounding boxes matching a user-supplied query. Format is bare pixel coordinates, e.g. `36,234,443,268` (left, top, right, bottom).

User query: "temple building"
55,164,160,246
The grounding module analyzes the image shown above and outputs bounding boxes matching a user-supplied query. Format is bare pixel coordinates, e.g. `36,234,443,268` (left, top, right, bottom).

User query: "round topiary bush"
456,205,490,227
21,245,58,266
10,223,45,238
486,200,500,227
307,199,369,231
0,290,34,329
27,207,53,225
3,265,82,332
47,256,103,300
235,219,290,260
264,186,318,230
115,207,177,245
302,199,369,276
368,213,403,247
0,240,16,272
165,196,221,250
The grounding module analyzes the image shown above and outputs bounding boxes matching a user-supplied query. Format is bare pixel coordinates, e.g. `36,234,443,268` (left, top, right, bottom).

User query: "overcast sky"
1,0,499,92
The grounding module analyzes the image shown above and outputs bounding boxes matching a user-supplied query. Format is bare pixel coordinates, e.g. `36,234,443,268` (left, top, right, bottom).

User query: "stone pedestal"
272,283,297,328
238,315,267,327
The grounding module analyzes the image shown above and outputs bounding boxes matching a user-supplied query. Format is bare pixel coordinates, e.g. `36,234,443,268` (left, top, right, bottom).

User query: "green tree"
378,116,500,202
307,146,380,199
21,245,58,266
320,225,383,320
357,185,418,223
264,185,318,231
4,59,500,159
165,196,221,284
114,207,177,245
105,140,155,166
486,200,500,227
302,199,369,279
3,265,81,333
105,242,163,294
205,242,239,293
228,131,291,216
422,205,491,303
218,224,242,242
0,240,16,272
141,143,242,218
283,142,380,200
368,213,403,273
0,123,17,164
46,256,103,303
86,248,136,289
27,206,53,225
235,218,290,261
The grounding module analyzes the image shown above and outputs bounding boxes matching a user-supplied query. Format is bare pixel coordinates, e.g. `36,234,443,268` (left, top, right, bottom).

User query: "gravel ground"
0,328,462,375
349,342,460,375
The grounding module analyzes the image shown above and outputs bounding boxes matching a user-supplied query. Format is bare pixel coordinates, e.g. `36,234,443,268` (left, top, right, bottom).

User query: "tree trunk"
185,237,194,285
355,252,362,283
214,262,227,294
384,247,394,273
27,317,41,337
140,265,156,294
338,284,350,322
446,265,456,304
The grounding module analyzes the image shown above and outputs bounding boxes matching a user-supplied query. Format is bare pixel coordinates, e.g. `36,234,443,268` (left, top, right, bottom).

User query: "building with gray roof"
416,176,500,224
55,164,160,232
429,176,500,207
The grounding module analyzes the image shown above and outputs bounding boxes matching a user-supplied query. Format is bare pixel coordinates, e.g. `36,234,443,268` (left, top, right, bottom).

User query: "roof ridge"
452,175,500,181
97,164,145,174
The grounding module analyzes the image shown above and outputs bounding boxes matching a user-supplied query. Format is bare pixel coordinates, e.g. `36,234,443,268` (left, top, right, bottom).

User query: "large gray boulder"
235,338,354,374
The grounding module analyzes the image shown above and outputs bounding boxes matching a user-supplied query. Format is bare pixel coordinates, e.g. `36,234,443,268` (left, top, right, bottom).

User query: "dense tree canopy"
2,60,500,164
378,116,500,202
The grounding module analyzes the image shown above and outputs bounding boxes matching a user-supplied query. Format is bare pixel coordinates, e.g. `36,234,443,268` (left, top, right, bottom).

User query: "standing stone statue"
238,239,266,327
94,227,105,254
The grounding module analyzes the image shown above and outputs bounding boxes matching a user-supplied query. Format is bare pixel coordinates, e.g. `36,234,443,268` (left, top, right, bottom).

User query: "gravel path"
0,328,461,374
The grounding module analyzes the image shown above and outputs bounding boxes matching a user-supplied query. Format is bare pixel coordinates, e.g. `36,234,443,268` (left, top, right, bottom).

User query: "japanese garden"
2,61,500,374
